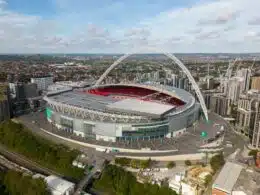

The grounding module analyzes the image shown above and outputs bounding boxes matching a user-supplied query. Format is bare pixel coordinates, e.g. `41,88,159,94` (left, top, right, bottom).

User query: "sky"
0,0,260,53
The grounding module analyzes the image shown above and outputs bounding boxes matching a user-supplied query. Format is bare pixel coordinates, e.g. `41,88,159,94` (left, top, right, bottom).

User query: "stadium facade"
44,83,201,142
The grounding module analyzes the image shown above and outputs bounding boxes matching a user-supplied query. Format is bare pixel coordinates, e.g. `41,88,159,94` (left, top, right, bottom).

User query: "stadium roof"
106,98,175,118
213,162,243,193
46,84,195,118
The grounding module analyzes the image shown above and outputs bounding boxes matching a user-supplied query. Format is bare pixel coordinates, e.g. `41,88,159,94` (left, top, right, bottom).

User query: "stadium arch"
95,52,209,121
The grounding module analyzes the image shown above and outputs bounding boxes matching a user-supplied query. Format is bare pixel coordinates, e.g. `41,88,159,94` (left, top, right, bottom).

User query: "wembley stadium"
43,82,201,143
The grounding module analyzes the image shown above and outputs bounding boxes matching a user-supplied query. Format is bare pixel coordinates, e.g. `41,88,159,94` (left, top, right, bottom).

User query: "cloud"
124,28,151,38
0,0,6,6
198,10,240,25
223,25,235,32
87,24,110,38
187,28,203,34
0,0,260,53
195,30,221,40
245,31,260,38
248,17,260,25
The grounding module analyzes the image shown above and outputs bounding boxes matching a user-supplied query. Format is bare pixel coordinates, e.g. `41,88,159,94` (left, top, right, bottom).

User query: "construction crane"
235,60,243,74
250,57,256,70
225,58,240,79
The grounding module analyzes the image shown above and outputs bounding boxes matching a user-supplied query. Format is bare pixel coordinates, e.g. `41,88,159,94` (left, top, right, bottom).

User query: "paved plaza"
18,111,233,155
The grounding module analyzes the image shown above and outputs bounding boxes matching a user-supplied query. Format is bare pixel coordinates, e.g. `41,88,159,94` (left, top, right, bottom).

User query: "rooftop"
48,90,117,112
46,84,192,117
45,175,75,195
233,168,260,195
106,98,175,118
213,162,243,193
55,81,93,88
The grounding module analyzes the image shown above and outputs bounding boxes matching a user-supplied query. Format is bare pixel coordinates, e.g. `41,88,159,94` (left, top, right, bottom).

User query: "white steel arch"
95,52,209,121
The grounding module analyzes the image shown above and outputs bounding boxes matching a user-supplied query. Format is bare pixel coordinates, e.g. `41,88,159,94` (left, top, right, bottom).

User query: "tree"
103,159,110,167
160,178,169,187
0,121,84,180
204,174,212,186
185,160,192,166
3,170,50,195
115,157,131,166
210,153,225,172
248,150,258,159
130,159,140,169
140,158,152,169
167,161,176,169
94,164,178,195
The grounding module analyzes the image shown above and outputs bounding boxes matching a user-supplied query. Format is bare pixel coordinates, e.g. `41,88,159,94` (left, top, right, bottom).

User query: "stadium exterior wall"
46,103,200,142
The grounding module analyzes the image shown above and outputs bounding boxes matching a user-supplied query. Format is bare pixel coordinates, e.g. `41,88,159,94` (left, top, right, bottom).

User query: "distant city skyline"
0,0,260,53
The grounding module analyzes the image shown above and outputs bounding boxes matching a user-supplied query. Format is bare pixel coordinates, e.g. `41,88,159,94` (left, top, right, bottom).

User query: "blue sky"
0,0,260,53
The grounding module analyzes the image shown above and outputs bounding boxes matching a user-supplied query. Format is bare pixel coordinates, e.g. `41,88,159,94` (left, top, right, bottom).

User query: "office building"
31,76,54,91
251,76,260,91
9,83,38,100
9,83,38,115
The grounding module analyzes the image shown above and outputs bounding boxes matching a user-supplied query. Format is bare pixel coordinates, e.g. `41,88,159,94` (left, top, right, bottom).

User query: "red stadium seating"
86,85,185,106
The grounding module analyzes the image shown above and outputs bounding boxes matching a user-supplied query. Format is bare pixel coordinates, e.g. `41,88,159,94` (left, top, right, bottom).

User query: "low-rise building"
212,161,260,195
169,172,196,195
45,175,75,195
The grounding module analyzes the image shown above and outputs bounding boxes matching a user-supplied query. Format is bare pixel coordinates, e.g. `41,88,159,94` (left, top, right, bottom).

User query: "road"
202,112,249,195
74,166,100,195
17,114,114,162
211,112,248,158
17,111,249,161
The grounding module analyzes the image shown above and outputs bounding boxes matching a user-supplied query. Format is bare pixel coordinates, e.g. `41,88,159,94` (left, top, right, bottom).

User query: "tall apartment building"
227,77,243,103
251,99,260,149
220,78,229,95
252,122,260,149
236,93,260,148
171,74,177,87
236,68,251,92
251,76,260,91
237,98,255,137
209,95,229,116
31,76,54,91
